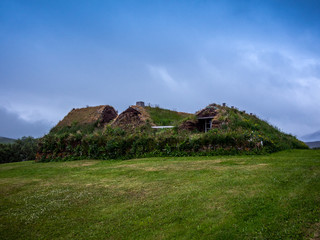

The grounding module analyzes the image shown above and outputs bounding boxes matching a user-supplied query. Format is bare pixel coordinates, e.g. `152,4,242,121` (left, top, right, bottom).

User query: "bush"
0,137,38,164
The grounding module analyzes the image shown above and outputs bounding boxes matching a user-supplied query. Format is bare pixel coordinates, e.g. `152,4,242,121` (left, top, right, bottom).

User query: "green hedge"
37,129,307,162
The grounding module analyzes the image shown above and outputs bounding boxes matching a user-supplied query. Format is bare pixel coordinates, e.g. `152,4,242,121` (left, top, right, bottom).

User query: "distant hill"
0,137,16,144
305,141,320,149
301,130,320,141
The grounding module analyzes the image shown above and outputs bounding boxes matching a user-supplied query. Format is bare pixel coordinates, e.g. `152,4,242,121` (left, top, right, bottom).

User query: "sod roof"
56,105,117,128
112,105,153,129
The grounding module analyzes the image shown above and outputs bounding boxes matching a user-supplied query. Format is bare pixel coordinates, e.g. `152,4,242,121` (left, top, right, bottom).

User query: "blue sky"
1,0,320,139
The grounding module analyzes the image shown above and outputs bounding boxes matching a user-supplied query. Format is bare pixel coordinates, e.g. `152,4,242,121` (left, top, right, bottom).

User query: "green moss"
144,106,192,126
49,121,99,135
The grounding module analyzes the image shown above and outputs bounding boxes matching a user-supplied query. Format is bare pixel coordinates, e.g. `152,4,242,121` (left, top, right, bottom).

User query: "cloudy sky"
1,0,320,139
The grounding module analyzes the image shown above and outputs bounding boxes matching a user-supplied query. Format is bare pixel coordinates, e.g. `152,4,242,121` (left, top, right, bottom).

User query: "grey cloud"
174,43,320,137
0,107,53,139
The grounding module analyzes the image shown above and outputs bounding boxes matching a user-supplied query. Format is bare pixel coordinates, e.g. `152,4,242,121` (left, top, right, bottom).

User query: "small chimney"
136,101,145,107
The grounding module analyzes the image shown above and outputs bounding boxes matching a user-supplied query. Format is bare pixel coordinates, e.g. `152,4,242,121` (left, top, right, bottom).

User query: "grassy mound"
51,105,117,134
37,104,307,162
144,106,192,126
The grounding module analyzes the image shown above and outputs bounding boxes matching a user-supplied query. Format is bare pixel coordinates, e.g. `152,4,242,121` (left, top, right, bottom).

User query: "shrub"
0,137,38,164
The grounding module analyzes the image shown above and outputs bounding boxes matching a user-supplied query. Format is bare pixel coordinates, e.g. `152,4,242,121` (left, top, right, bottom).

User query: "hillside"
37,103,307,162
1,150,320,239
302,130,320,141
0,137,16,144
305,141,320,149
144,106,193,126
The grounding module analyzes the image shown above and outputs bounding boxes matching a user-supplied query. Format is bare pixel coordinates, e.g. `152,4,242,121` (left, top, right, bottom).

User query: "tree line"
0,137,38,164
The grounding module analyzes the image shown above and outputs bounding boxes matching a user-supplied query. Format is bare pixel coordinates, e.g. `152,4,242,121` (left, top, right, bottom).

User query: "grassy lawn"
1,150,320,239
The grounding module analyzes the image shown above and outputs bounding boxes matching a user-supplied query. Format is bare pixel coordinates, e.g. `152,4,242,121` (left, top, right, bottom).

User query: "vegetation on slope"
0,137,16,144
49,121,99,135
215,106,303,147
305,141,320,149
51,105,117,134
144,106,192,126
37,104,307,162
1,150,320,239
56,105,117,127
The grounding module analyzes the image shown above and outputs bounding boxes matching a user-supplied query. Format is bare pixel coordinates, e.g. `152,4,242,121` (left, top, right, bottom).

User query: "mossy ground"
1,150,320,239
144,106,192,126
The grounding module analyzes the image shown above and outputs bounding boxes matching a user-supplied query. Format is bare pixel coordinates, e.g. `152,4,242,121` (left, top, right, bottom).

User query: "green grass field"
1,150,320,239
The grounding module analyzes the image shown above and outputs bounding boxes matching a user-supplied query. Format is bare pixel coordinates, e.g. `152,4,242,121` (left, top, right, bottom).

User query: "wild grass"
49,121,99,135
144,106,192,126
1,150,320,239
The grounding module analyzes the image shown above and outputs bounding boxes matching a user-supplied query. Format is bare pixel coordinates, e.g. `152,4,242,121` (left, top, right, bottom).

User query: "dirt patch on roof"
112,105,154,129
196,103,220,118
179,119,198,131
56,105,117,128
306,222,320,240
